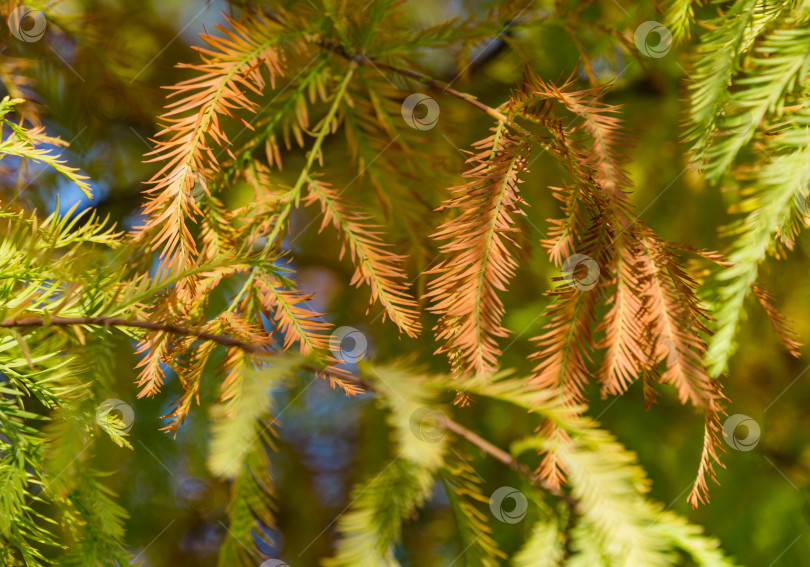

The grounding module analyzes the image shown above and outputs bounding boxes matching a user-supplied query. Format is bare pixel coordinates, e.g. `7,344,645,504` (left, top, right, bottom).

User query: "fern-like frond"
687,385,727,507
441,454,504,567
530,273,601,405
209,356,298,477
0,97,92,197
542,183,587,266
684,0,782,172
565,521,610,567
322,458,434,567
324,362,445,566
428,124,530,376
343,74,435,221
366,362,448,469
0,394,58,566
753,283,803,357
56,476,132,567
304,178,421,336
665,0,697,43
638,236,712,407
596,236,648,397
255,273,331,355
516,430,669,567
512,517,566,567
136,13,287,279
210,356,300,565
706,111,810,376
217,436,277,567
699,24,810,181
133,330,170,398
653,510,742,566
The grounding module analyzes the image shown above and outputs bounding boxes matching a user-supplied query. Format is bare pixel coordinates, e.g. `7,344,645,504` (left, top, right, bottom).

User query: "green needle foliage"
0,0,807,565
677,0,810,377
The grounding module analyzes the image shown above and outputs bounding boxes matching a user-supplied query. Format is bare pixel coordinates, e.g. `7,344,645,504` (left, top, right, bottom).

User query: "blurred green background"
5,0,810,564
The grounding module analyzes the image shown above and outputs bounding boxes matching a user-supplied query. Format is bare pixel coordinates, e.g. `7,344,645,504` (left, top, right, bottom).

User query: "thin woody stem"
0,316,268,353
443,417,578,506
317,39,536,139
2,314,578,507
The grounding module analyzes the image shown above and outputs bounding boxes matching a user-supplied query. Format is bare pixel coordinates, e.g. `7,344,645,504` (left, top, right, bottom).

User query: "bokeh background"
4,0,810,564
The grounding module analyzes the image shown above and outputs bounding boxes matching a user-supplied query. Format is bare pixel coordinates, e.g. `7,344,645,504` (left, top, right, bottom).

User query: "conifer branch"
0,315,575,505
317,39,540,141
0,316,270,353
442,418,578,507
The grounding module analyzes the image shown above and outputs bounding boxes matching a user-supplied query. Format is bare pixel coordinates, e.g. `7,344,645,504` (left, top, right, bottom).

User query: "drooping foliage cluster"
0,0,806,565
669,0,809,379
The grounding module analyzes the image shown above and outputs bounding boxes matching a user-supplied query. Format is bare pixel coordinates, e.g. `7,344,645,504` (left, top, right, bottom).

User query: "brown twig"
443,417,579,507
0,316,268,353
3,314,578,507
316,39,536,139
